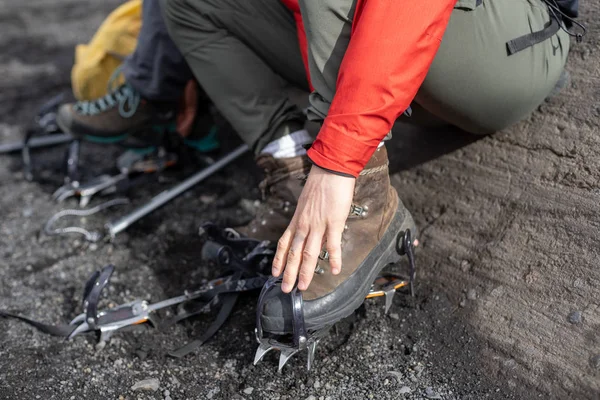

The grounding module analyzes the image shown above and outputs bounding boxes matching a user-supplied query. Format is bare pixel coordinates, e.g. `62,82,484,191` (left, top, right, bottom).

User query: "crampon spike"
307,341,318,371
278,347,300,373
403,229,416,298
384,290,395,314
253,342,274,365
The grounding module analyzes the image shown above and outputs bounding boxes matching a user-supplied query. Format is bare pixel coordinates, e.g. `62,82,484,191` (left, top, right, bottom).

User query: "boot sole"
261,201,416,335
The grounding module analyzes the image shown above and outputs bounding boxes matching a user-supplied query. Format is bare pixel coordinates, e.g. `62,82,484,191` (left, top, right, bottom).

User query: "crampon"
52,145,179,208
253,229,417,372
0,223,271,357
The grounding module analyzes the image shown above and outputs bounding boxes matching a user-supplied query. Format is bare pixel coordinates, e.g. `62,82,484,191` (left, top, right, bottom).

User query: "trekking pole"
105,144,249,238
0,133,72,154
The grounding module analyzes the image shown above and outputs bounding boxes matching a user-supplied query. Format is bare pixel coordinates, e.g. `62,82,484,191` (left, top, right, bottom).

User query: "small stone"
467,289,477,301
118,396,125,400
131,378,160,392
385,371,403,383
135,349,148,360
243,387,254,395
399,386,411,394
568,311,582,324
164,390,170,396
389,313,399,320
460,260,471,272
165,397,172,400
22,208,33,218
306,396,317,400
314,380,321,389
425,387,442,399
459,299,466,308
590,355,600,369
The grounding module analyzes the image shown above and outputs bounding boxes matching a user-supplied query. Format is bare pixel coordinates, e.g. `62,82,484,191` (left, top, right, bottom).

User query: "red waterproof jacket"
281,0,455,177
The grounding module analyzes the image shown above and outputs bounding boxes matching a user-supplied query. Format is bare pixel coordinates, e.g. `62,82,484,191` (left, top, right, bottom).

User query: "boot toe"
260,285,293,335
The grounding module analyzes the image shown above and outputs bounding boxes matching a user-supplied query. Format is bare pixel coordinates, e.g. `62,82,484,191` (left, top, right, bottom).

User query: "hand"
272,165,355,293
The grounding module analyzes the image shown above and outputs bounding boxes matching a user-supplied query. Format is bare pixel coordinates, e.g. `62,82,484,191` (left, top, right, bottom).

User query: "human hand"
272,165,355,293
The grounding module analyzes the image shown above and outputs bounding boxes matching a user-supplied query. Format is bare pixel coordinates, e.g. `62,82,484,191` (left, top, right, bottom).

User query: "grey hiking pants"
123,0,192,102
163,0,570,152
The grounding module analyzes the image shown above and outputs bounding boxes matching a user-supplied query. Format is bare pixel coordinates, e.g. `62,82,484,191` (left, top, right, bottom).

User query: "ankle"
260,129,313,159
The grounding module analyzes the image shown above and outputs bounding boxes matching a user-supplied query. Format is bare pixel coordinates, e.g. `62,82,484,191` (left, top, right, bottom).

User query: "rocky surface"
0,1,598,399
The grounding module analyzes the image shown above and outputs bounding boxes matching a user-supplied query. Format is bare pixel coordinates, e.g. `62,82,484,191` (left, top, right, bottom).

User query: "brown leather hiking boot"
56,83,176,147
259,145,416,334
236,154,311,242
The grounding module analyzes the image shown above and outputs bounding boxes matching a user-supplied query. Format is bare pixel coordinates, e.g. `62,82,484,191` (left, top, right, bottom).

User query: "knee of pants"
161,0,191,35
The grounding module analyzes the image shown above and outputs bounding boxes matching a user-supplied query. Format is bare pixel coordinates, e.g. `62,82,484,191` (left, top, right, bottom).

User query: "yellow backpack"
71,0,142,101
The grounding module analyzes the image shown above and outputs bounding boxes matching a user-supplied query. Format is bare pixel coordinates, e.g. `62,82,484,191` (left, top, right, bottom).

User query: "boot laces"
73,67,140,118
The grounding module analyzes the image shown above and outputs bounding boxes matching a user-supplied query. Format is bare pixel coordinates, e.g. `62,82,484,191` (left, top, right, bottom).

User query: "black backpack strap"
506,15,560,56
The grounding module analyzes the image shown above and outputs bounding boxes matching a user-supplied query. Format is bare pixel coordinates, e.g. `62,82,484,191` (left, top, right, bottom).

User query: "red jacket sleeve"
307,0,455,177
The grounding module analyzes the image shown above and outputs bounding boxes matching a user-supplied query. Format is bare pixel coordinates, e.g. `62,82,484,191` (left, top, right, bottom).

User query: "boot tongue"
256,154,309,204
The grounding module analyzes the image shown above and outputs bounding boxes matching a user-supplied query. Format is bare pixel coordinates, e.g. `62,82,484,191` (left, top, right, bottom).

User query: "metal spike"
253,342,274,365
384,289,395,314
306,341,318,371
66,321,90,339
278,348,299,373
99,329,115,343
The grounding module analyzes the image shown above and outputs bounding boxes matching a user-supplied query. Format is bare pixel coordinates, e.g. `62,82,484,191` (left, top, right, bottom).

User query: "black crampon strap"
0,310,76,337
0,265,115,338
166,274,268,358
507,16,561,55
167,292,239,358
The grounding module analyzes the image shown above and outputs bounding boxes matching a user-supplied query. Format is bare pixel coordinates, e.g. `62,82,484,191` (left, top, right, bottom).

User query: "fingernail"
272,268,279,277
281,283,291,293
298,282,306,291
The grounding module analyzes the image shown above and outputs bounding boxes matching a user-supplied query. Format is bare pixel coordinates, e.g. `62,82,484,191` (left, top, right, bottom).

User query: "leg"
299,0,570,133
297,0,357,122
122,0,192,102
57,0,198,144
163,0,309,152
415,0,570,134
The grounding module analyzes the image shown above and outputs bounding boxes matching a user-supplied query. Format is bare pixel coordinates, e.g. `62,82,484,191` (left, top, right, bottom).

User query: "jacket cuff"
307,123,380,178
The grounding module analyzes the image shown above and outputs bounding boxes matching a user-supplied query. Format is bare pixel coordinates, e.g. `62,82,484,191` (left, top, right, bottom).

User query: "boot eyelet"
350,204,368,217
314,266,325,275
319,250,329,260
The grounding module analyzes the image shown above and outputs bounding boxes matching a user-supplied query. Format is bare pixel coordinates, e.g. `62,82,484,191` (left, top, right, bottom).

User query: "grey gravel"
399,386,412,394
243,387,254,395
568,311,582,324
0,2,598,400
131,378,160,392
425,386,442,399
590,355,600,370
466,289,478,301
